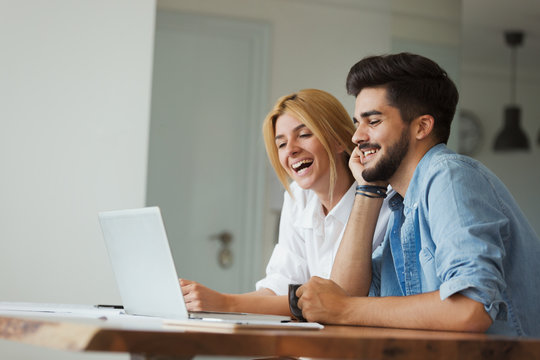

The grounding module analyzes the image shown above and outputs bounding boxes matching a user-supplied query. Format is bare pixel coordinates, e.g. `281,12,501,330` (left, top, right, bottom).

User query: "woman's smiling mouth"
291,159,313,175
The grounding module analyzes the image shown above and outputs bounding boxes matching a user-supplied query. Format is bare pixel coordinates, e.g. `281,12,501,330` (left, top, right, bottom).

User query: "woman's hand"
180,279,230,312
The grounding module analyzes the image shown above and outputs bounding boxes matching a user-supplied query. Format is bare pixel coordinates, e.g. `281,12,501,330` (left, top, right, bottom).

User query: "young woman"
180,89,391,315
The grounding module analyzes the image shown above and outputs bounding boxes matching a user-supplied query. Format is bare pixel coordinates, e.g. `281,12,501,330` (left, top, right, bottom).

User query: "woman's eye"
277,142,286,149
299,132,312,138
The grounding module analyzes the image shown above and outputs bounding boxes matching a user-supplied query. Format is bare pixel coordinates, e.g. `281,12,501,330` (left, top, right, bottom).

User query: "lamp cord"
510,46,517,104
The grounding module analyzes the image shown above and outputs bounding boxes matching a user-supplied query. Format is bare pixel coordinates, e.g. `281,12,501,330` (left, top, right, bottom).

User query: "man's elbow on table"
451,295,493,333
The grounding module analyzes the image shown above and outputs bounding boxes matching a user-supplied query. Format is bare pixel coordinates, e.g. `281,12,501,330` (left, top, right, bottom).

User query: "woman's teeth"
292,159,312,170
291,159,313,174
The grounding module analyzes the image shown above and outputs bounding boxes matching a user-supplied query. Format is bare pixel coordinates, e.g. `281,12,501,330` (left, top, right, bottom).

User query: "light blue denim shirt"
369,144,540,337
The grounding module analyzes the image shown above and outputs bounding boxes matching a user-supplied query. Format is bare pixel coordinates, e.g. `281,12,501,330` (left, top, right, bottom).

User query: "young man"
296,53,540,336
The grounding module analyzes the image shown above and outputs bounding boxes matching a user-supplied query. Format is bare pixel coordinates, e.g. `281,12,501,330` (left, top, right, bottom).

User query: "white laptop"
98,206,322,329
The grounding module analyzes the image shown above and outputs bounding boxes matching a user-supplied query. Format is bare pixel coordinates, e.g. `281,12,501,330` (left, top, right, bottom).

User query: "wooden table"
1,309,540,360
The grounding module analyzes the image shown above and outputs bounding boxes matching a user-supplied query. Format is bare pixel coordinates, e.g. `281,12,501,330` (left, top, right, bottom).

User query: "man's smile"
358,144,381,164
362,149,378,156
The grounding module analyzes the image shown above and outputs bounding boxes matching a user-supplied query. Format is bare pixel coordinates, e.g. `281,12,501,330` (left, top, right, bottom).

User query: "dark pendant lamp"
493,31,530,151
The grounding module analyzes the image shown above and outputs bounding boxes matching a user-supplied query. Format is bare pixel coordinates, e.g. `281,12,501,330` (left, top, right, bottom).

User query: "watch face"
458,110,483,156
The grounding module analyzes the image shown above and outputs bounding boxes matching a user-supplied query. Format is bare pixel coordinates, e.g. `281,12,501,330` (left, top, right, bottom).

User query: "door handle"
210,231,233,268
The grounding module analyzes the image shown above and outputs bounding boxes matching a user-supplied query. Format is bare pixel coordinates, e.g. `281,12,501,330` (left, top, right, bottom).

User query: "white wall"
391,0,462,150
0,0,156,359
158,0,392,106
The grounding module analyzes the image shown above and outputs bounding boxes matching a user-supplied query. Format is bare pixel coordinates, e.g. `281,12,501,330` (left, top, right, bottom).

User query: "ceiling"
462,0,540,72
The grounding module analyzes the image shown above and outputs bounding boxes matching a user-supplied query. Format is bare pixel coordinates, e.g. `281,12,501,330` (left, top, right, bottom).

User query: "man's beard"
361,129,409,183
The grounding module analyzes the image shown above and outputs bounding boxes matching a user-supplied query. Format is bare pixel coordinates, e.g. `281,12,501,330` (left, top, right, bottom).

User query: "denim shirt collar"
403,143,448,212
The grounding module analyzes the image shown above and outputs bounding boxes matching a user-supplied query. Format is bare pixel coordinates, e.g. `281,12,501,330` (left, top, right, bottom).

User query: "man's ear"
415,114,435,140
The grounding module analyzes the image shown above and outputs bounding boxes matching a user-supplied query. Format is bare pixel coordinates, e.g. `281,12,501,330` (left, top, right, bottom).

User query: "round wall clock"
457,109,484,156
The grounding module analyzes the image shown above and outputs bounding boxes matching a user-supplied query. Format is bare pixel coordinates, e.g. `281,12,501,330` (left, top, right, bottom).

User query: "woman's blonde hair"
262,89,356,197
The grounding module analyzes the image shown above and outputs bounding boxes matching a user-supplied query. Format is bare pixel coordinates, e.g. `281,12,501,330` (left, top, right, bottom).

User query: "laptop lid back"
99,206,188,319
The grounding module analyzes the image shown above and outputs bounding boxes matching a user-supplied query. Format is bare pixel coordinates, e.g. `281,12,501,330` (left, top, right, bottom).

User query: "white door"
146,10,269,293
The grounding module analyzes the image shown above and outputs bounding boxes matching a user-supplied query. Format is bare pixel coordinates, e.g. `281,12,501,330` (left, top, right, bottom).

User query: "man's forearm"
331,195,383,296
336,291,492,332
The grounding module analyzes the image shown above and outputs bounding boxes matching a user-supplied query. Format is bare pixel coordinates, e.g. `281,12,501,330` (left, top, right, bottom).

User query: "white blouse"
256,181,393,295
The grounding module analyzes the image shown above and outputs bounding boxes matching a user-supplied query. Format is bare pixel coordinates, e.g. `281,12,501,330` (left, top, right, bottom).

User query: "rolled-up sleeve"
427,159,509,321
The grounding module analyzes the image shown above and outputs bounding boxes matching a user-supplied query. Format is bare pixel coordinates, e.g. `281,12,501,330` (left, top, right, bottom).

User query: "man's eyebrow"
274,124,306,140
360,110,383,118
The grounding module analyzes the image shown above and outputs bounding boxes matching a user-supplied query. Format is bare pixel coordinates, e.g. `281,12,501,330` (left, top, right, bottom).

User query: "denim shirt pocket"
418,246,441,291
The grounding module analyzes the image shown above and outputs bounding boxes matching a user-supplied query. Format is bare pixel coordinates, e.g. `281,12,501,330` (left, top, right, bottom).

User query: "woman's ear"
415,115,435,140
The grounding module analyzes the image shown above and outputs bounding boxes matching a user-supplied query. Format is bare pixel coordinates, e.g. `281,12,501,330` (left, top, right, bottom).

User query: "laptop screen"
99,207,189,319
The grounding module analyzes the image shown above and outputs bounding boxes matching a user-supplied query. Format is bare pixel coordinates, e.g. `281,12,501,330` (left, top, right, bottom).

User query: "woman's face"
274,113,331,193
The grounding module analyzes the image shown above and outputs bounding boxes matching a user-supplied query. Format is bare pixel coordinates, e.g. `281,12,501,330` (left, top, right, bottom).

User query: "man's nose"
352,124,368,145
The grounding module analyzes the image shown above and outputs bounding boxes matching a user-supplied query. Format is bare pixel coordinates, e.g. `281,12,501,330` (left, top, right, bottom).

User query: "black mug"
288,283,306,321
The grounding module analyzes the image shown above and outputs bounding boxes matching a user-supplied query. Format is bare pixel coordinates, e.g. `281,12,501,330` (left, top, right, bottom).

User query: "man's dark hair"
346,53,458,144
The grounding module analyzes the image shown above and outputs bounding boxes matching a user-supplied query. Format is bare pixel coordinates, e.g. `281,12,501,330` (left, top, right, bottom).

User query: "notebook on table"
98,206,322,330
